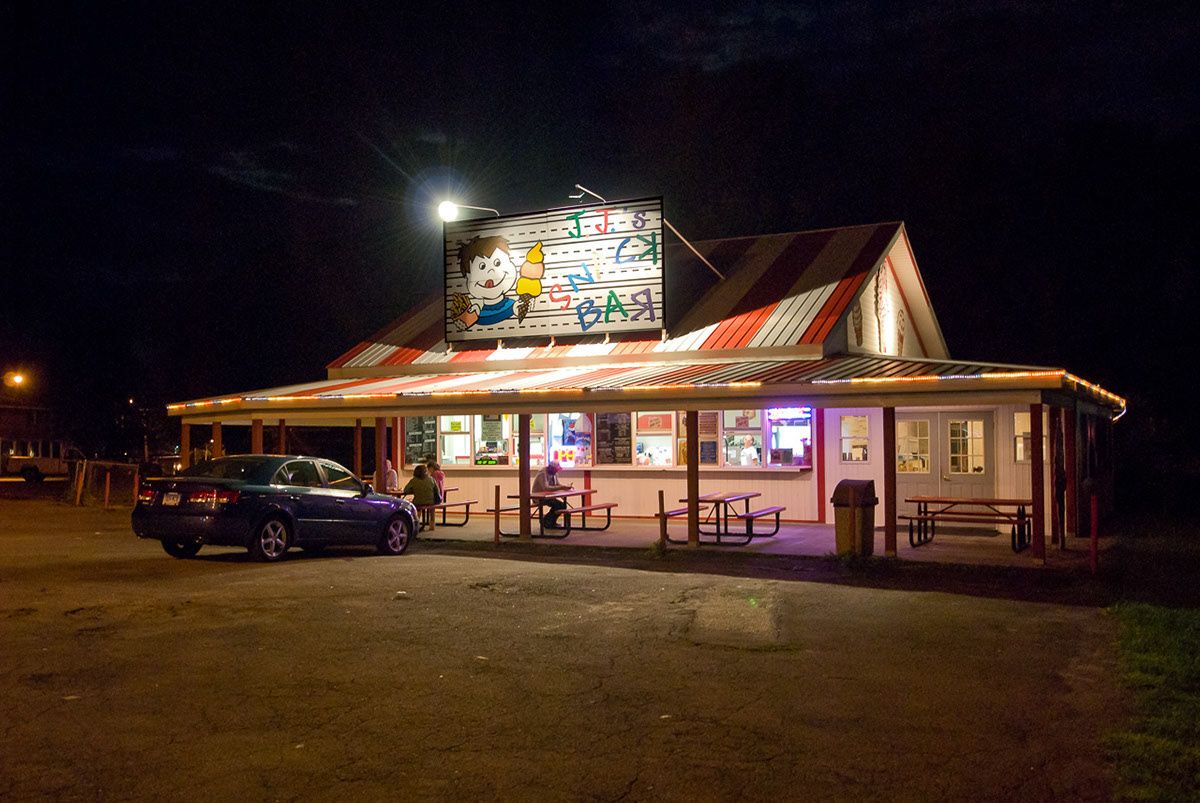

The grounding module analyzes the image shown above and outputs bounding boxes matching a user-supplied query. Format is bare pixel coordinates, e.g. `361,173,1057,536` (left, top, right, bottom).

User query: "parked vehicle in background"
1,438,84,482
132,455,418,561
1,402,83,482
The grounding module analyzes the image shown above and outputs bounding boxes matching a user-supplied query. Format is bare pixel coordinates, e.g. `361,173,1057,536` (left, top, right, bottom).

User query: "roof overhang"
170,356,1126,425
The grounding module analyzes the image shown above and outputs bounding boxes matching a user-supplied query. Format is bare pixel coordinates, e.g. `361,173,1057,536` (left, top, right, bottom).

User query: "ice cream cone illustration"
852,301,863,346
897,308,906,354
516,241,545,322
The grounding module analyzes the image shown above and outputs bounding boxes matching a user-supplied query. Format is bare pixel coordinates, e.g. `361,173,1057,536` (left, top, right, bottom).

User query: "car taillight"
187,490,217,504
217,490,240,505
137,487,156,504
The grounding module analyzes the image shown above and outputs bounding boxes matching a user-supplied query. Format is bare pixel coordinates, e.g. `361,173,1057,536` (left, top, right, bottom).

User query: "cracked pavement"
0,499,1125,800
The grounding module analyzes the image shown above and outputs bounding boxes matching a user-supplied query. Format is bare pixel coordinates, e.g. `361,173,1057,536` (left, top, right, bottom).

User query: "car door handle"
335,499,346,504
289,495,301,501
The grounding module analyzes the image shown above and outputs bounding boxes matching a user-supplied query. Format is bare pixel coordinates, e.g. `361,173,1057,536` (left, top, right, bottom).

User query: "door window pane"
948,419,985,474
636,411,674,466
840,415,869,462
896,420,930,473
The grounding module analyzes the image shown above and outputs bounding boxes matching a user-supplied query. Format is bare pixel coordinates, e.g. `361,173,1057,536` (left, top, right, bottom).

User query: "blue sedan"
132,455,418,561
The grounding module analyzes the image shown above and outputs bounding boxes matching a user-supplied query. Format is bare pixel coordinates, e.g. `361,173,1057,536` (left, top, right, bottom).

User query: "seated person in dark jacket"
532,460,571,529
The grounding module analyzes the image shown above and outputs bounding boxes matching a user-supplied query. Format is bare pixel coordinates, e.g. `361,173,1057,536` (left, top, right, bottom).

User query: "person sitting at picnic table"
424,458,445,498
383,459,400,494
400,464,440,531
532,459,572,530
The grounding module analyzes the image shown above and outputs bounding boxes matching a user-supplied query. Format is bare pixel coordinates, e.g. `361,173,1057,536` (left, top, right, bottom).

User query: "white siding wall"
822,407,886,526
994,403,1052,531
439,465,819,520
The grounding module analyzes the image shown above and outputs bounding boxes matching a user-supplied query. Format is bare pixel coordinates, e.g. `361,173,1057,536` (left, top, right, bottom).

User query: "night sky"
4,2,1197,452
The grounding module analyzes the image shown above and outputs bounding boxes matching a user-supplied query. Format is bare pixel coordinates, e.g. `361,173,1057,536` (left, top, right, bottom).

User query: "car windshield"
182,456,275,481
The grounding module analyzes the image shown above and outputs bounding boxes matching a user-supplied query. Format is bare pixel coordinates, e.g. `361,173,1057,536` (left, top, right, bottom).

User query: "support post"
686,410,699,548
211,422,223,459
518,414,532,539
251,419,263,453
353,419,363,476
1049,407,1063,547
396,417,405,468
1065,404,1078,537
374,417,386,490
132,466,139,504
277,420,287,454
494,485,501,544
180,423,191,470
815,408,826,524
1030,402,1046,564
390,417,401,474
658,489,668,547
75,460,87,505
104,469,111,510
883,406,897,557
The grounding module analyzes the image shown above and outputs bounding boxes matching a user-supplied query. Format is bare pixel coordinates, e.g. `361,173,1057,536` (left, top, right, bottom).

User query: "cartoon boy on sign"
450,236,545,330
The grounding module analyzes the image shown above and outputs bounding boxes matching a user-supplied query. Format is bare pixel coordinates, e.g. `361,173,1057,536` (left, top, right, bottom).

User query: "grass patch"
1107,601,1200,800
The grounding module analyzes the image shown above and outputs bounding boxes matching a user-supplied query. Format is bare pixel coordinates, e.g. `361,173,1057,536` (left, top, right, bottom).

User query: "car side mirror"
362,482,373,496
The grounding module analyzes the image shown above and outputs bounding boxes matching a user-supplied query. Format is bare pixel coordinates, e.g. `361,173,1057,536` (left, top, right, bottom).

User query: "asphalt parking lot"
1,493,1125,801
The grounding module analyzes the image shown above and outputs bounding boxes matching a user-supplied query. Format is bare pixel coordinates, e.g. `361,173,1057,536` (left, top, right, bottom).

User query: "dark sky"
3,1,1197,442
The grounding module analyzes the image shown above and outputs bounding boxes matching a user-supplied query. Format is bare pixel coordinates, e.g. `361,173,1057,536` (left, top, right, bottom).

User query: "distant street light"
3,371,25,388
438,201,499,222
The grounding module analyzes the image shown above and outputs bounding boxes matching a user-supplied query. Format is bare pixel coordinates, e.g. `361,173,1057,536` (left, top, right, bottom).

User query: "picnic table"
396,485,477,528
663,491,786,546
494,488,618,539
901,496,1033,552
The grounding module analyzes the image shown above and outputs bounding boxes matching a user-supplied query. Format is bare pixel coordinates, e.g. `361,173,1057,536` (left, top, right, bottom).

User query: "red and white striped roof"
327,222,947,376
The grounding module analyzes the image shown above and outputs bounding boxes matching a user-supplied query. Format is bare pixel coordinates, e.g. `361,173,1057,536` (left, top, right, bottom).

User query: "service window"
549,412,593,467
948,419,985,473
840,415,869,462
439,415,472,466
766,406,812,467
473,414,510,465
509,414,546,467
635,411,674,466
722,408,762,467
896,419,930,473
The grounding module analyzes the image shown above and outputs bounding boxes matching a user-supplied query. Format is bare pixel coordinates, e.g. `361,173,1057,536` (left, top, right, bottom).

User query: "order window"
840,415,869,462
549,412,592,468
722,408,762,467
439,415,472,466
896,419,930,473
635,411,674,466
766,406,812,467
473,414,511,465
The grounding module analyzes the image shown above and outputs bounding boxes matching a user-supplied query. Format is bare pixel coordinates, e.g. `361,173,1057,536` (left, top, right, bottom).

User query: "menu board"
594,412,632,465
479,414,504,442
404,416,438,464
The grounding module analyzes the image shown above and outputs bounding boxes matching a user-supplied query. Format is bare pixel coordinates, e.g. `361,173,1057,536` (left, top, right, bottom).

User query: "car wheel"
20,466,43,483
250,517,290,562
161,538,202,558
378,514,411,556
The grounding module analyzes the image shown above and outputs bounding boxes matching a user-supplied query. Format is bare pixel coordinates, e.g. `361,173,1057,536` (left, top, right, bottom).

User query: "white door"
896,412,995,523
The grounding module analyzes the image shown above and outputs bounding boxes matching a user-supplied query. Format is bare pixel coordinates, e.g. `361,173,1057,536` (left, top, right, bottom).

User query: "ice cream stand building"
169,198,1124,563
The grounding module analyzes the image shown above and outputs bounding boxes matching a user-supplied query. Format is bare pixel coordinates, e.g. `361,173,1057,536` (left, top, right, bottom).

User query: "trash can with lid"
831,479,879,556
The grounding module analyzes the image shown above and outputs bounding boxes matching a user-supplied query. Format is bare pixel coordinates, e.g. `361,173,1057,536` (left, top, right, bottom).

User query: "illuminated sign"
767,406,812,422
444,197,664,343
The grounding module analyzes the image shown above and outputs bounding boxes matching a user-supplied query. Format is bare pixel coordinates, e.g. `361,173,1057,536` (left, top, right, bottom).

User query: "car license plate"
163,492,181,506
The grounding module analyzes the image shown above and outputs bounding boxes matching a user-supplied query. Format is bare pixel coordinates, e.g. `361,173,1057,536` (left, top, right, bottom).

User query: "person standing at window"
740,436,760,467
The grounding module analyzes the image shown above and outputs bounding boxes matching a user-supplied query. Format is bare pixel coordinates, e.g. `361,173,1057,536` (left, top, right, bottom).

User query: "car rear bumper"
132,507,253,547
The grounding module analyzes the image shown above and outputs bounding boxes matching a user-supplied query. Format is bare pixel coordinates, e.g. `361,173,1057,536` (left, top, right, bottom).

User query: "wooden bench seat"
415,499,477,528
562,502,618,531
899,513,1016,525
735,505,785,536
